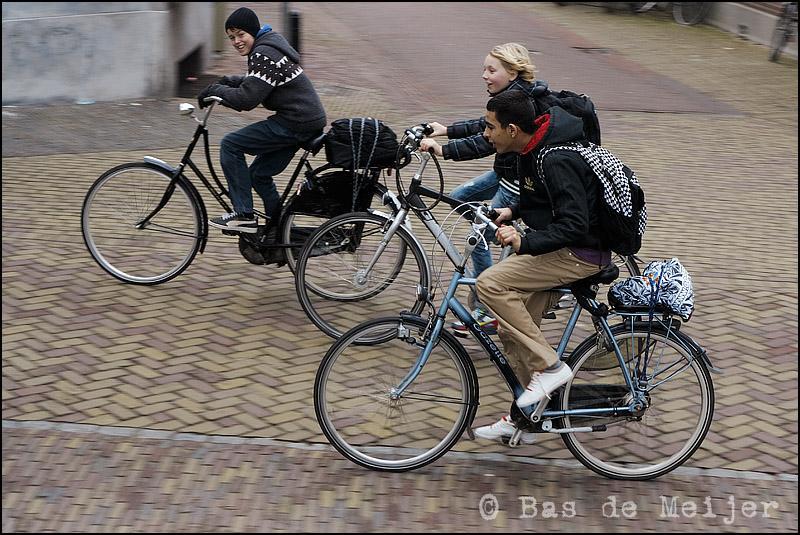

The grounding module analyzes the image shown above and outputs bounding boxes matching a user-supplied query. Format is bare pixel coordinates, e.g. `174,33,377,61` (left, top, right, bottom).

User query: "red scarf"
520,113,551,155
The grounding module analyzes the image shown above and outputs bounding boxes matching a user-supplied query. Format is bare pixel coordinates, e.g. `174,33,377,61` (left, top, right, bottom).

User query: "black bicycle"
81,98,390,284
770,2,798,62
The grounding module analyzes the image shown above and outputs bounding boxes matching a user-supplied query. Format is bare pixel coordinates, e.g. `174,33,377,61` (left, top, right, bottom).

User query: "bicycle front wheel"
81,162,203,284
315,316,478,471
295,212,429,340
561,324,714,480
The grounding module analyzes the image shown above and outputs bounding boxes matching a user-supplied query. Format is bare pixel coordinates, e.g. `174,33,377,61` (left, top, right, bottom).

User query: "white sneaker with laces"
473,415,536,444
516,364,574,408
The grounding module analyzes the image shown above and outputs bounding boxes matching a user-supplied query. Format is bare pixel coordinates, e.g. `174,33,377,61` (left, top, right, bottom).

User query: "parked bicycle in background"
557,2,711,26
770,2,798,62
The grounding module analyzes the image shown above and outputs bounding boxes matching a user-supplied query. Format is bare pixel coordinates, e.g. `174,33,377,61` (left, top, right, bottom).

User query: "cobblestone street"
2,2,797,532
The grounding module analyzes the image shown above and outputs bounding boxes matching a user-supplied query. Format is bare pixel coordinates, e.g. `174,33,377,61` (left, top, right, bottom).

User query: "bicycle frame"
135,100,323,252
389,213,651,429
358,151,515,290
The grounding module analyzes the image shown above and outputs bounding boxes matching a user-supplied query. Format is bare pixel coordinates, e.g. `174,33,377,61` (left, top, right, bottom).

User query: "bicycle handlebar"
400,123,434,153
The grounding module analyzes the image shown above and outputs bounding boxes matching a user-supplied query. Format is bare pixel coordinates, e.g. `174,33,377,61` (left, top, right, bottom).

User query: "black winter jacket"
204,28,326,133
512,107,607,256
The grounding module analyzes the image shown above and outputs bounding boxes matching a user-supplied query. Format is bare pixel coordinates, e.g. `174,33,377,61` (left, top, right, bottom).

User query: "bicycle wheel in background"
295,211,430,340
672,2,711,26
315,315,478,471
769,7,793,62
82,162,203,284
560,324,714,480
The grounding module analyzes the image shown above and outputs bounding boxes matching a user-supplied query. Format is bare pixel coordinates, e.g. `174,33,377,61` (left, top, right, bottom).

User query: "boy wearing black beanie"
200,7,327,233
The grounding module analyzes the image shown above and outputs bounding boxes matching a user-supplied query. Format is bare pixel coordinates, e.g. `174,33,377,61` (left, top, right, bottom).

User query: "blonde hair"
489,43,536,82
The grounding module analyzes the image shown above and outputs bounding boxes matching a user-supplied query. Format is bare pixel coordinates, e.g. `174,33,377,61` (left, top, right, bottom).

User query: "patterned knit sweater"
206,27,326,133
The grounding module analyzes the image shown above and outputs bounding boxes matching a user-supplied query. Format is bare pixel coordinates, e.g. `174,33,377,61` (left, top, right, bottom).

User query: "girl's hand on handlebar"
419,138,443,157
426,122,447,137
491,207,513,225
496,225,521,252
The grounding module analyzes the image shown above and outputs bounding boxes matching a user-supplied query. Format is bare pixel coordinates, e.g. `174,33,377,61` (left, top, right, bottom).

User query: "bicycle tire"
673,2,710,26
81,162,203,284
560,323,714,480
315,315,479,471
295,211,430,341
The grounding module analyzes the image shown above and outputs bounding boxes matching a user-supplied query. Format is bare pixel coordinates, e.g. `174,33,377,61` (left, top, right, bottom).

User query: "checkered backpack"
537,142,647,255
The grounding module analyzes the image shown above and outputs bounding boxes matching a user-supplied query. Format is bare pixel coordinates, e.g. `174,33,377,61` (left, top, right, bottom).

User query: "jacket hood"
253,29,299,63
521,106,585,155
489,78,549,99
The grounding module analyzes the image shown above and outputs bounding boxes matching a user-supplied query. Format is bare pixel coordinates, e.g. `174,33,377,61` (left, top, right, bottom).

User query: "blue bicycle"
314,196,716,480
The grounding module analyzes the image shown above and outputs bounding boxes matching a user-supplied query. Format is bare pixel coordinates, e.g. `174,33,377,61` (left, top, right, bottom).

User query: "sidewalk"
2,2,797,532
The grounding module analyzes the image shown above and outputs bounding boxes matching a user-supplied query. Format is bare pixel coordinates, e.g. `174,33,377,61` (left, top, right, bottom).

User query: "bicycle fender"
143,156,177,174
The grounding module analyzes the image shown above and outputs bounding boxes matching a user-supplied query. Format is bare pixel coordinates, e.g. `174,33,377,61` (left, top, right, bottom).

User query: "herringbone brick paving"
2,2,797,531
2,422,798,532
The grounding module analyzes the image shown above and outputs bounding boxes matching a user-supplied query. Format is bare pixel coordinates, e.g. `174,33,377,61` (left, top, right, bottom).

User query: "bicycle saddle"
300,131,326,155
553,262,620,293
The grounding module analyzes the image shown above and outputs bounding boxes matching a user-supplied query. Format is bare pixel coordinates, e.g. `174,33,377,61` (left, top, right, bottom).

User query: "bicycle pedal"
507,429,523,448
543,312,557,320
221,229,239,236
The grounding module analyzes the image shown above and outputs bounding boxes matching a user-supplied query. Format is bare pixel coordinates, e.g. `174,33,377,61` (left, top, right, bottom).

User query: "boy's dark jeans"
219,117,315,218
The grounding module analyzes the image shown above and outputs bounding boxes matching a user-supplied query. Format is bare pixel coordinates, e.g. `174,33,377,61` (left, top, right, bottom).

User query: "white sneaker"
473,415,536,444
516,364,574,408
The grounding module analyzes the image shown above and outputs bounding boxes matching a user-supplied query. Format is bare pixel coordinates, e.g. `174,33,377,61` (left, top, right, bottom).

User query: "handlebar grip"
487,208,500,221
421,123,434,136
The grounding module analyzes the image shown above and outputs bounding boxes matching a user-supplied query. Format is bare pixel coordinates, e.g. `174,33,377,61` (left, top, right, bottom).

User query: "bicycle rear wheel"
315,316,478,471
295,212,429,340
673,2,710,26
561,324,714,480
81,162,203,284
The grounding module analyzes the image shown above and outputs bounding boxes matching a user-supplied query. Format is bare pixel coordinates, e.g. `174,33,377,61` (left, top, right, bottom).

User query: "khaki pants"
476,248,602,384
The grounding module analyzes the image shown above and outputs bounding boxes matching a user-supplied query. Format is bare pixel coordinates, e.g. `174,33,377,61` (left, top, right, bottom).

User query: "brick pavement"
2,2,798,532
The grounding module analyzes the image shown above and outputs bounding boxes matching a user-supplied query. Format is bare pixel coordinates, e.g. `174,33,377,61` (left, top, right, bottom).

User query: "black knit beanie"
225,7,261,38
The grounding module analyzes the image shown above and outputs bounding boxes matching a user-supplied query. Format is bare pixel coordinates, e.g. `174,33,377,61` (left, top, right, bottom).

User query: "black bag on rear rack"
291,169,378,218
324,117,400,170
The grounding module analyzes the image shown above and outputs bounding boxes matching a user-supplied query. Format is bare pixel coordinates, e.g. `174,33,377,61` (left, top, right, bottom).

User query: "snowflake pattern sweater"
205,27,326,133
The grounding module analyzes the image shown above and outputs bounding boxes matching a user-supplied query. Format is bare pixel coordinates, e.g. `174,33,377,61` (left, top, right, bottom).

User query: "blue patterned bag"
608,258,695,320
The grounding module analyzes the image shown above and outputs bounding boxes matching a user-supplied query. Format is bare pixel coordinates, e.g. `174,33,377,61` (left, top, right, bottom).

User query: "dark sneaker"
209,212,258,234
452,308,498,337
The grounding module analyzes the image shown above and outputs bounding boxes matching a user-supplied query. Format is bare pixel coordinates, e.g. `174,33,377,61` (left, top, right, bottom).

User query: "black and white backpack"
537,142,647,255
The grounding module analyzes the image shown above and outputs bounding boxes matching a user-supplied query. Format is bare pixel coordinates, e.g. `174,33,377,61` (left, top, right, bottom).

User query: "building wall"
707,2,796,59
1,2,216,105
